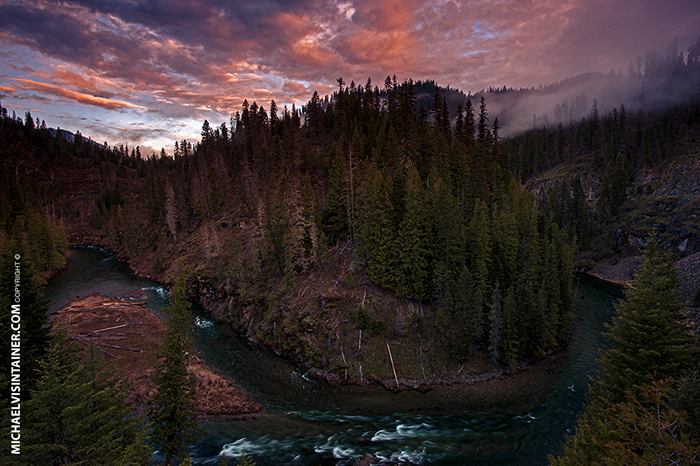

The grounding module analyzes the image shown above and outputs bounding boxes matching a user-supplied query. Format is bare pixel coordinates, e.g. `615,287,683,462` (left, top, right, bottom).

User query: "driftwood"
79,333,127,340
91,341,143,353
338,335,348,380
73,337,117,358
91,323,130,333
386,342,399,389
59,301,146,313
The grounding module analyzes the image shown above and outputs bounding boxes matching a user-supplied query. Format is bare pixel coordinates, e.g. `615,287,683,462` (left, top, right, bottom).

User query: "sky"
1,0,699,154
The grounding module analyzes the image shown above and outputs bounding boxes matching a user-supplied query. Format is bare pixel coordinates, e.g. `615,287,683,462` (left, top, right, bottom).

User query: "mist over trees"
3,31,700,374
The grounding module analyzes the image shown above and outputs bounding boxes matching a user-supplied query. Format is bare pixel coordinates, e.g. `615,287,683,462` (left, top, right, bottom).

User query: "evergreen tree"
323,140,348,243
590,238,698,407
463,98,476,148
393,164,432,301
365,166,395,288
488,283,502,365
452,266,476,359
477,96,490,144
551,379,700,466
467,199,491,298
16,330,150,466
498,286,519,368
149,266,201,466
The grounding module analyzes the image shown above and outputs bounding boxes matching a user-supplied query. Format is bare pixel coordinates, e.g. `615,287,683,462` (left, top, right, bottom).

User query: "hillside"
2,50,700,385
508,90,700,330
0,87,576,387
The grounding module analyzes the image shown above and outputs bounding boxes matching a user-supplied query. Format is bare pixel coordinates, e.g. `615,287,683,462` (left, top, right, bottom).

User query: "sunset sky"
1,0,698,154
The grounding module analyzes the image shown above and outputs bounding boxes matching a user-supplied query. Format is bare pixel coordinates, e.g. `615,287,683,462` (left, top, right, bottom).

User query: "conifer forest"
1,6,700,464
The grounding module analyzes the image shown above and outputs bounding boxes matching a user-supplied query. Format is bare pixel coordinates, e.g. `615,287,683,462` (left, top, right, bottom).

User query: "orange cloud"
38,67,112,98
9,78,145,110
292,38,336,67
356,0,418,31
282,79,309,99
343,29,418,67
0,85,15,94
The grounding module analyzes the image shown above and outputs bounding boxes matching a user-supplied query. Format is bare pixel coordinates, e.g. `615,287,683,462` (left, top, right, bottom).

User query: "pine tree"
498,286,519,368
393,164,432,301
477,96,490,144
463,98,476,148
467,199,491,298
551,379,700,466
452,266,477,359
365,166,395,288
589,238,698,408
150,266,201,466
488,283,502,365
323,140,348,244
429,168,463,277
16,330,150,466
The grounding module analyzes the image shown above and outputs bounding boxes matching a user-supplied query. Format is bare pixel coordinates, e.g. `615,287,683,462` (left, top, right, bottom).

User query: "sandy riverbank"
50,294,261,417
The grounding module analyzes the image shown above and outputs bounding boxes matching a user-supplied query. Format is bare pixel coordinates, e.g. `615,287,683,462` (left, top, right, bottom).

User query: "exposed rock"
589,256,642,284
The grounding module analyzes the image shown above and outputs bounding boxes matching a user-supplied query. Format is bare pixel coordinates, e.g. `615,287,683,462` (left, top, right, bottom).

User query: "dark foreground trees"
589,238,697,407
550,239,699,465
10,330,150,466
149,266,201,465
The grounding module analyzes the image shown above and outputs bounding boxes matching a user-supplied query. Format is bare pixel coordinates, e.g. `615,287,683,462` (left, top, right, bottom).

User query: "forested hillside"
0,78,576,383
2,37,700,383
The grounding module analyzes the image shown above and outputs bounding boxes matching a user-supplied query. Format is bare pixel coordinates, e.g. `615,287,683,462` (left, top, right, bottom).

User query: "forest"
1,37,700,465
0,80,579,373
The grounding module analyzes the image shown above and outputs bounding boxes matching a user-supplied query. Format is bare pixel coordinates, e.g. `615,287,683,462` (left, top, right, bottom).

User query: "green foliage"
2,210,67,276
550,379,700,466
393,164,432,301
149,265,202,465
498,287,519,368
553,242,700,466
364,165,395,288
467,199,491,297
356,306,383,335
8,330,150,466
589,238,698,407
667,371,700,436
323,140,349,244
598,151,632,216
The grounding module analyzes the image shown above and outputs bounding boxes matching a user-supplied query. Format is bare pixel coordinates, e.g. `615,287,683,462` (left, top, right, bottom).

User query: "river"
45,247,623,465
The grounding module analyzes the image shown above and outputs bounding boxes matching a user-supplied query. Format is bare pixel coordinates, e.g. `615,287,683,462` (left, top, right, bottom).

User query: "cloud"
1,0,698,149
8,78,146,110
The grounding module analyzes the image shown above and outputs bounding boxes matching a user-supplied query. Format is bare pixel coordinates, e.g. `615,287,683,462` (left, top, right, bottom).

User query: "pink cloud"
1,0,698,149
9,78,146,110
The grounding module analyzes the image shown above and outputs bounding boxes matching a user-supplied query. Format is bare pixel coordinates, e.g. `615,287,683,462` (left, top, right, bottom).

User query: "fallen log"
92,323,131,333
73,337,117,358
91,341,143,353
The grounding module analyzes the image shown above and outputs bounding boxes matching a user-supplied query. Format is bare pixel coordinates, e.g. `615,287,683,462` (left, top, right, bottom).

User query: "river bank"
54,247,526,398
587,252,700,334
43,246,625,465
50,294,261,417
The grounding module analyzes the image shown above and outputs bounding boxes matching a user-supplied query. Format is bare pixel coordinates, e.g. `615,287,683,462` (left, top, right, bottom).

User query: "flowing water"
45,247,623,465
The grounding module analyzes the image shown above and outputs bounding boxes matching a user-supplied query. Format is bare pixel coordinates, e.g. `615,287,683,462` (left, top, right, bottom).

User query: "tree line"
1,76,579,369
